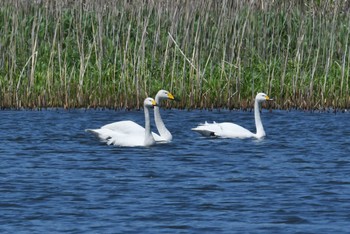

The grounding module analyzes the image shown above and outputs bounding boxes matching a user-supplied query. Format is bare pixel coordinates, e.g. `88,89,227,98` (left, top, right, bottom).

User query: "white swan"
86,97,157,147
93,90,175,142
192,93,272,139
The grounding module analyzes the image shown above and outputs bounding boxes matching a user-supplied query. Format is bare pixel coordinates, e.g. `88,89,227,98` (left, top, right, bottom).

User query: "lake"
1,108,350,233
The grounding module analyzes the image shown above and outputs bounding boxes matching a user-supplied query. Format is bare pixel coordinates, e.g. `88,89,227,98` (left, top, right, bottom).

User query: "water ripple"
1,109,350,233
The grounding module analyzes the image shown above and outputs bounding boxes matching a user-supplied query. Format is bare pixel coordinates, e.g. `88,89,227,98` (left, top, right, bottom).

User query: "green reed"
0,0,350,109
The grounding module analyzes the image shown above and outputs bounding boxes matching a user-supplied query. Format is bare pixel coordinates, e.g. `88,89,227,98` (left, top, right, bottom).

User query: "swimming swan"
192,93,272,139
86,97,157,147
93,90,175,142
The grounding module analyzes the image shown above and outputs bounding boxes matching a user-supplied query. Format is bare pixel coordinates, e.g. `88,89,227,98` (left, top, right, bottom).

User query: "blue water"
1,108,350,233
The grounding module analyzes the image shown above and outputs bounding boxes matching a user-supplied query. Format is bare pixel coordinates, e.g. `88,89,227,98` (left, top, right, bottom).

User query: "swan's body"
192,93,271,139
86,98,157,147
96,120,165,141
91,90,174,143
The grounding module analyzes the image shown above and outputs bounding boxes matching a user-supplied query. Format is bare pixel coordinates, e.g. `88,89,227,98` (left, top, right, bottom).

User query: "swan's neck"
154,98,172,141
144,106,155,146
254,100,265,138
154,106,172,141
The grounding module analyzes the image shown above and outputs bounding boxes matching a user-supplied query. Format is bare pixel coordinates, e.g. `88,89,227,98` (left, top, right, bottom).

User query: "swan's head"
144,97,157,108
256,93,271,103
156,90,175,101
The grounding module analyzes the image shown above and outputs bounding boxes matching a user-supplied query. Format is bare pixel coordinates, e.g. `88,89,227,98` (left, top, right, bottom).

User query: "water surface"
1,109,350,233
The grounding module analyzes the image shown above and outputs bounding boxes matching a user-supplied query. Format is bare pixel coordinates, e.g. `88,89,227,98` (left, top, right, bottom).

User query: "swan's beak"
168,92,181,102
167,92,175,100
266,95,273,101
152,100,158,106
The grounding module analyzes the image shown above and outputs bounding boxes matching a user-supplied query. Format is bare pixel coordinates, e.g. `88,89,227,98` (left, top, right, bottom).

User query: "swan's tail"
85,129,111,142
191,123,216,137
191,122,218,137
191,128,216,137
85,128,100,136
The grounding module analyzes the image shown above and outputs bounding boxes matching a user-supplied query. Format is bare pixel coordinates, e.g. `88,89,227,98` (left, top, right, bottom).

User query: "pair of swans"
87,92,271,147
86,90,175,147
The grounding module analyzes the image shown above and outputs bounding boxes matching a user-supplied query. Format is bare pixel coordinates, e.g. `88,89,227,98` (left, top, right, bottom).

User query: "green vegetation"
1,0,350,109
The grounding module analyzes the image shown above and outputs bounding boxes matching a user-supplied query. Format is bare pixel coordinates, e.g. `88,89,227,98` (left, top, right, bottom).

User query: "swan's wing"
86,125,161,146
100,120,164,142
86,128,148,147
215,122,255,138
88,125,163,142
101,120,144,134
192,122,255,138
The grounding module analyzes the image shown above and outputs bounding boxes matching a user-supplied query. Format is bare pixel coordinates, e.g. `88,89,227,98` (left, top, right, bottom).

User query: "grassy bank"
1,0,350,109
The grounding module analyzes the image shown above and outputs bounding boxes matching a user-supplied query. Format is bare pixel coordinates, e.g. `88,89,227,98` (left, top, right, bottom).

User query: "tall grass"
0,0,350,109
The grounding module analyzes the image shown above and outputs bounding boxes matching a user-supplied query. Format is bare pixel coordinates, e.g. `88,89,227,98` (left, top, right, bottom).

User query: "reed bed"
1,0,350,109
